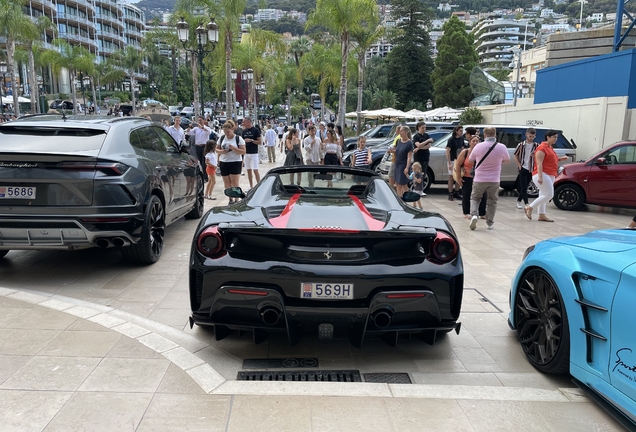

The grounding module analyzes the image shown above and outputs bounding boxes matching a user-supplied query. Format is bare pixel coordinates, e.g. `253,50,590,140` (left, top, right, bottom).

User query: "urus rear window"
0,127,107,155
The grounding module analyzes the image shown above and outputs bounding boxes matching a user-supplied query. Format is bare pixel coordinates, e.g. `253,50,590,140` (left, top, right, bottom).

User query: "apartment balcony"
28,0,56,14
477,38,522,51
95,12,123,30
96,30,124,45
93,0,119,9
57,12,96,31
480,29,534,41
61,0,95,13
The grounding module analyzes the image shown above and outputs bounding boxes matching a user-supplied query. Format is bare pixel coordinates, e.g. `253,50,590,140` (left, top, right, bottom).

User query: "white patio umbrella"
363,108,409,120
404,108,428,119
17,96,31,103
423,106,463,120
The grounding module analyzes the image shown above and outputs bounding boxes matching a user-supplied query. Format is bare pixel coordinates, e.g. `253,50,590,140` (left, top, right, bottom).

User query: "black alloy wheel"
422,169,433,192
554,184,585,211
185,175,205,219
121,195,165,264
514,268,570,374
0,250,9,259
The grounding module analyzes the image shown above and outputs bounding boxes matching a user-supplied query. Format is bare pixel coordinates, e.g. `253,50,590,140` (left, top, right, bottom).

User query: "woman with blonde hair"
283,128,304,185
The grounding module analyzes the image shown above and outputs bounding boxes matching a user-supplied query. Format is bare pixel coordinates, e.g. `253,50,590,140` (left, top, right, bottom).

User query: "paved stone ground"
0,159,633,431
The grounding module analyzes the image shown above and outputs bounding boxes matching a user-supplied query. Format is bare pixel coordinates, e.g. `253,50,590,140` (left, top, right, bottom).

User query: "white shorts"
244,154,259,170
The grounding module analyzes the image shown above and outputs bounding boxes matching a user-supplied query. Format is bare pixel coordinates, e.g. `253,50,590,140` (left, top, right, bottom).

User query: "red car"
553,141,636,211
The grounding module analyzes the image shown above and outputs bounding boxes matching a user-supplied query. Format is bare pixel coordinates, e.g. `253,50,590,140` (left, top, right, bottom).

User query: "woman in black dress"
283,128,303,184
446,125,465,201
322,129,342,187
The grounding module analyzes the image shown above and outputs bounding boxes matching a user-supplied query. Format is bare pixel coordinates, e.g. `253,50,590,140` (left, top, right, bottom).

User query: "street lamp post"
0,62,6,117
176,17,219,118
426,99,433,110
510,47,522,107
150,82,157,99
231,67,237,119
240,68,253,119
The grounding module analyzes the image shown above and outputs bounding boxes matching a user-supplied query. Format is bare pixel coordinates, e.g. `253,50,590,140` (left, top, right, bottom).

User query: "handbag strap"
475,142,498,169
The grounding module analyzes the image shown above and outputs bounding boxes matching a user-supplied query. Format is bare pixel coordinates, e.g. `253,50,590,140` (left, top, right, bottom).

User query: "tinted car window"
153,127,178,151
496,128,573,149
604,144,636,164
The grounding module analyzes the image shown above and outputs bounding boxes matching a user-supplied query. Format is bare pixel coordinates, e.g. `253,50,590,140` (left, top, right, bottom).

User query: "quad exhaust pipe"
260,307,281,326
94,238,110,248
372,309,393,328
111,237,130,247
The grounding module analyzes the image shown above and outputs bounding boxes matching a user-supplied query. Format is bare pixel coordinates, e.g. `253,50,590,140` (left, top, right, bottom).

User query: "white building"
473,18,535,72
540,8,555,17
587,13,604,21
256,9,285,21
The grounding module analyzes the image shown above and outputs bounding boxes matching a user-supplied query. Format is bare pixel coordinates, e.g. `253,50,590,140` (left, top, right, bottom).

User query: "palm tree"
19,16,56,114
299,43,340,121
290,35,311,67
218,0,246,119
40,41,94,114
0,0,37,116
306,0,377,128
233,28,284,118
113,46,143,115
350,15,382,132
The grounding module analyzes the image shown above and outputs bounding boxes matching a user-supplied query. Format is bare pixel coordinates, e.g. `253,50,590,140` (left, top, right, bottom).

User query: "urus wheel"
514,268,570,374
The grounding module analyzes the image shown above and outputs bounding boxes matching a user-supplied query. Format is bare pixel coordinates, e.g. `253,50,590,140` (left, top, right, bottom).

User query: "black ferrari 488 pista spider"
189,166,463,347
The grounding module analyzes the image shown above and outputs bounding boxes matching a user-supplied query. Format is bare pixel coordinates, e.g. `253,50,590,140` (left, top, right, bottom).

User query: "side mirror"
595,157,606,165
224,187,245,199
402,191,421,203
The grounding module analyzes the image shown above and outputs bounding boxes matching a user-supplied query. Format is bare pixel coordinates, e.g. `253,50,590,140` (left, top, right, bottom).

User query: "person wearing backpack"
216,121,246,204
468,127,510,231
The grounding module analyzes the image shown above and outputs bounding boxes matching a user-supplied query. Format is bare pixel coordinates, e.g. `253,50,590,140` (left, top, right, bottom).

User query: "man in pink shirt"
468,127,510,230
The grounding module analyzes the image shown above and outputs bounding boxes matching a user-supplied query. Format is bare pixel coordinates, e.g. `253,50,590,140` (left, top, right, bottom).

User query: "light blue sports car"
509,229,636,430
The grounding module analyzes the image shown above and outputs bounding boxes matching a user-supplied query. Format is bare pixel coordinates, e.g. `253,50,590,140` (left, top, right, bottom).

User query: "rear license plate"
301,283,353,299
0,186,36,199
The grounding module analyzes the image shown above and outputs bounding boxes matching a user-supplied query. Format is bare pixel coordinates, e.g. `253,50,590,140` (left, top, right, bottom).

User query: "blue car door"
609,262,636,405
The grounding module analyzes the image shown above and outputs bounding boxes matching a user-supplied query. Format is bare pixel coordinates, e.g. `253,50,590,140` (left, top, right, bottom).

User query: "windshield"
433,132,453,148
275,168,376,194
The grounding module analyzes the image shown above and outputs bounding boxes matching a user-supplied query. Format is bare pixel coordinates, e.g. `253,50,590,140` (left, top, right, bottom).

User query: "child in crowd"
204,140,217,200
410,162,424,209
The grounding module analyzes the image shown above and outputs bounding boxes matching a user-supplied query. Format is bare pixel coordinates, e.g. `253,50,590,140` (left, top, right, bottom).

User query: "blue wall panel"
535,49,636,108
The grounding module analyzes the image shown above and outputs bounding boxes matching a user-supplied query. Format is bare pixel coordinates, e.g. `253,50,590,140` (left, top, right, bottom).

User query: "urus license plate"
301,282,353,299
0,186,36,199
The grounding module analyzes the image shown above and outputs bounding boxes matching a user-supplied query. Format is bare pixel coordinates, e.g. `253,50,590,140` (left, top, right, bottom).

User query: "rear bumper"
0,214,144,250
190,282,462,347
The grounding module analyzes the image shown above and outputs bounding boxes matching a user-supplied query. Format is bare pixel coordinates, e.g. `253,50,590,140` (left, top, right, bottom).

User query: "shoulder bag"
470,142,498,177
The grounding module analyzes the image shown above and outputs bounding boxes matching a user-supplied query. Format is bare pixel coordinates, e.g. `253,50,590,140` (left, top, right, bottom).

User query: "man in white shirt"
303,125,322,187
190,116,213,182
163,116,185,146
264,124,278,163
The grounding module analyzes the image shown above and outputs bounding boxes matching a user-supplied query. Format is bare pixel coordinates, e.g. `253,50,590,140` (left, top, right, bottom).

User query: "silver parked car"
0,115,205,263
377,125,577,194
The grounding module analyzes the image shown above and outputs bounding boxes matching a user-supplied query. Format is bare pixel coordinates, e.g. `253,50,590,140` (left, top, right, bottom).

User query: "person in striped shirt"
351,136,372,184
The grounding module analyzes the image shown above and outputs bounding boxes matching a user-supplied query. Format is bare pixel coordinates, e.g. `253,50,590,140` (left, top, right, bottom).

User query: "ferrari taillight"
428,232,458,264
197,226,225,258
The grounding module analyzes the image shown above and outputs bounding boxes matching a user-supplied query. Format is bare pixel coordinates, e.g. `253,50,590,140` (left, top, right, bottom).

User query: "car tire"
554,183,585,211
371,160,381,173
185,175,205,220
527,181,539,198
121,195,165,264
514,268,570,374
422,168,433,192
0,250,9,259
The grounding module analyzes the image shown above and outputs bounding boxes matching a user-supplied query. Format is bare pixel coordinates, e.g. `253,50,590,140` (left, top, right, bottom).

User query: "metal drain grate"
363,373,412,384
237,370,362,382
242,358,319,369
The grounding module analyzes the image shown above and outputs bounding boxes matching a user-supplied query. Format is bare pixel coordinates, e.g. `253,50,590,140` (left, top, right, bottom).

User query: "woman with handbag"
283,128,304,185
454,136,487,219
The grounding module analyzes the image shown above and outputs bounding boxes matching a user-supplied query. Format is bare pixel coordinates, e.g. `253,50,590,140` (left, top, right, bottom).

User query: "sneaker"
469,215,478,230
516,201,523,209
421,192,427,197
487,225,494,230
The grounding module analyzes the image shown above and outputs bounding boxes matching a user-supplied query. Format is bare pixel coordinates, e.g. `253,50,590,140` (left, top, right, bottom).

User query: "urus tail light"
197,226,225,258
57,162,129,176
428,231,458,264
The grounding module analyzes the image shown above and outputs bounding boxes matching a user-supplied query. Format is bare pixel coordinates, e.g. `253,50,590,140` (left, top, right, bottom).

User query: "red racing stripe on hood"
269,193,301,228
349,196,386,231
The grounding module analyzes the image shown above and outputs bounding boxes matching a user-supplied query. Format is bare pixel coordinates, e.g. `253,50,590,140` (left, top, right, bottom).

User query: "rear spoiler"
216,222,438,238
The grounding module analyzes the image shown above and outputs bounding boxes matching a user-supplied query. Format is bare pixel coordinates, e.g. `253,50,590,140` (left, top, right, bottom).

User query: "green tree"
290,35,311,67
113,46,143,114
18,16,56,113
458,106,482,124
487,61,512,82
351,13,383,131
306,0,377,128
0,0,38,116
385,0,434,109
41,41,95,114
431,15,478,108
364,55,388,93
299,42,340,120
